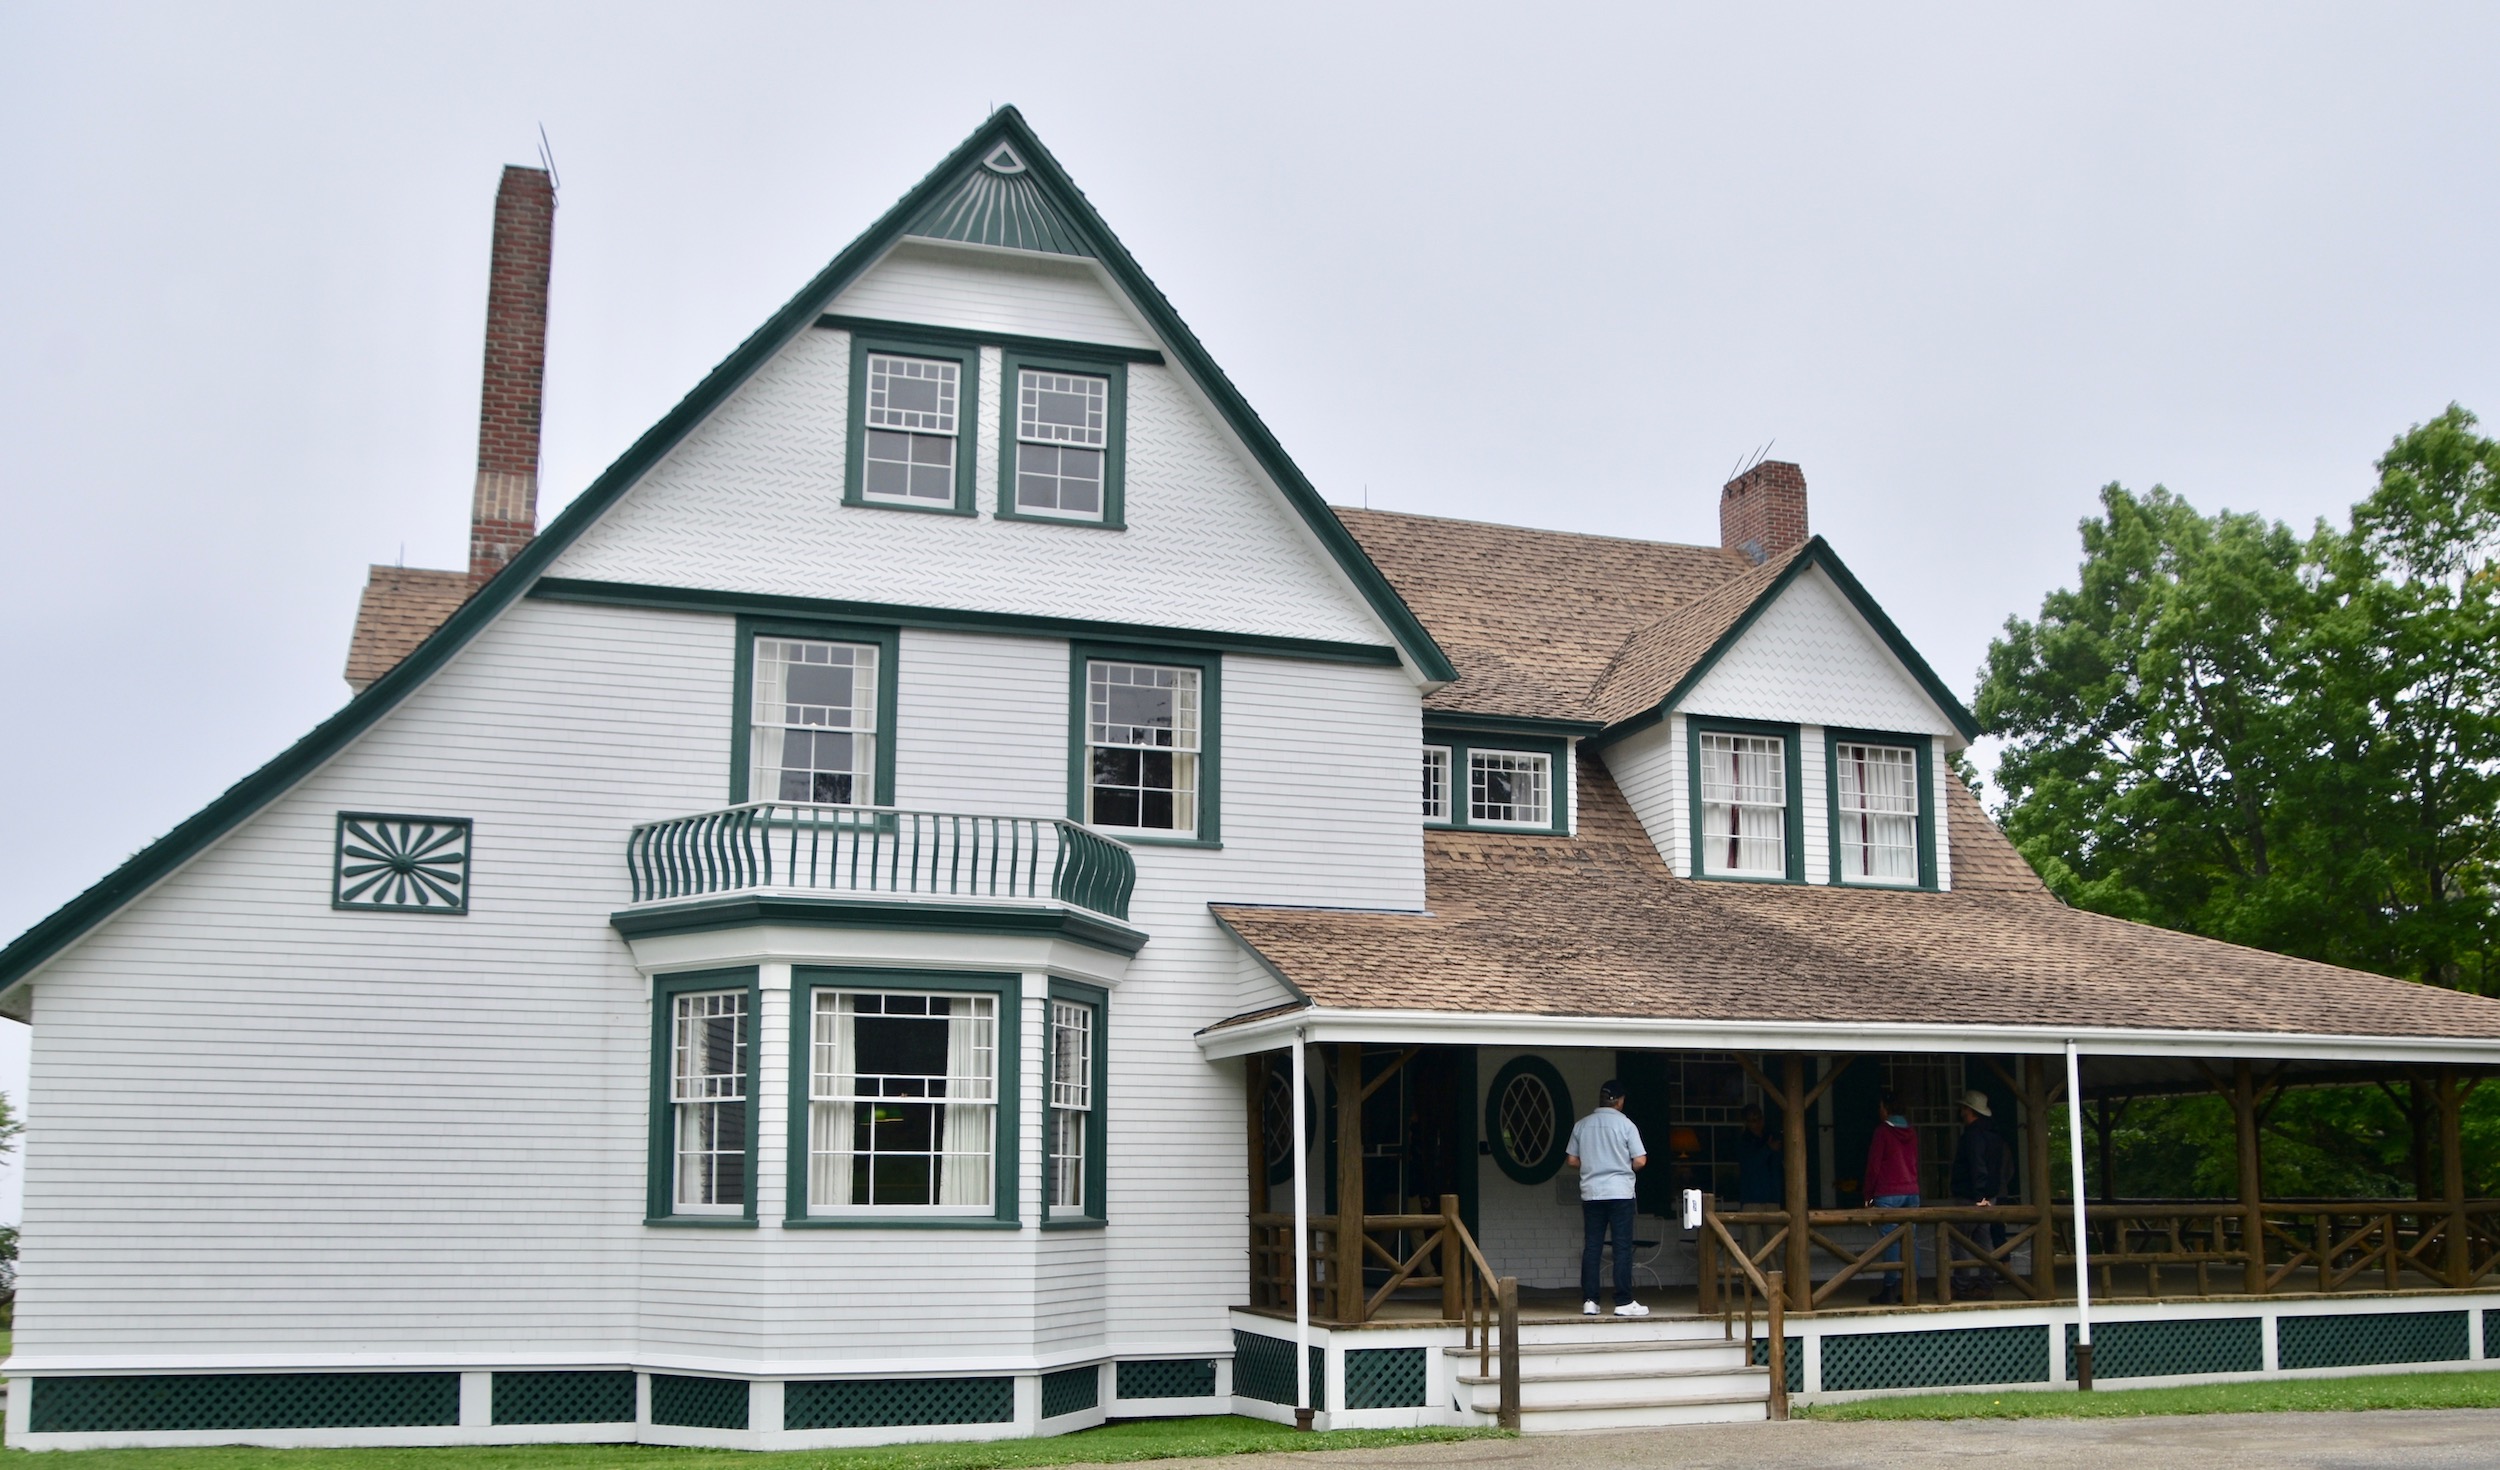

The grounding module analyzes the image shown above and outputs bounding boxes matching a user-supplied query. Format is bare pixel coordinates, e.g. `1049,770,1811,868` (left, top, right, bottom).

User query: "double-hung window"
1830,733,1932,887
748,635,880,805
1001,351,1126,526
807,989,1000,1214
862,353,960,504
1697,729,1793,878
1075,648,1218,842
649,970,757,1223
1045,985,1107,1224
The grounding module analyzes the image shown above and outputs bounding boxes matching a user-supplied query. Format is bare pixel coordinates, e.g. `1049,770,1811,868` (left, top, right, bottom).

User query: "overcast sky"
1,3,2494,1221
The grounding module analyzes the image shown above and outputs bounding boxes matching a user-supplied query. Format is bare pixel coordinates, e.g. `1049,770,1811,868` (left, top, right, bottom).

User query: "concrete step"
1512,1394,1771,1431
1461,1365,1770,1412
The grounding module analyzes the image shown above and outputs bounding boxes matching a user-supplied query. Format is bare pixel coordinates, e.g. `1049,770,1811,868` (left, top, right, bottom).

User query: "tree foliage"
1978,405,2500,991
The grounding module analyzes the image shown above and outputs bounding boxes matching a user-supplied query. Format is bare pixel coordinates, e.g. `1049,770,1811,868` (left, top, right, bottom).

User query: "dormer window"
1834,741,1919,883
1689,720,1803,881
863,354,961,503
1470,750,1550,827
1421,730,1568,835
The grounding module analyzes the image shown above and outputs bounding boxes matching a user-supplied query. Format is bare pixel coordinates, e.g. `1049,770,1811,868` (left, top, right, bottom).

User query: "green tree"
1977,405,2500,991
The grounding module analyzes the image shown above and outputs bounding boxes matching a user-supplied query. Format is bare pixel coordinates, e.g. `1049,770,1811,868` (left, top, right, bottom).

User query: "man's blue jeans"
1870,1193,1921,1287
1581,1197,1638,1306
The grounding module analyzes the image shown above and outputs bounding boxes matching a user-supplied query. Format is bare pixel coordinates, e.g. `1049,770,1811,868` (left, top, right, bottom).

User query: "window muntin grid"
1468,750,1550,826
1048,999,1094,1214
862,353,959,503
1421,746,1451,822
1086,661,1200,834
810,991,996,1212
749,637,878,805
671,990,749,1212
1013,370,1109,519
1836,741,1920,884
1700,731,1788,876
1497,1073,1557,1170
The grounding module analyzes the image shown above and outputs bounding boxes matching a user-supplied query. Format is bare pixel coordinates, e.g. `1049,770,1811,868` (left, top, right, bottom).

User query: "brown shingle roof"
1336,508,1753,723
343,566,473,693
1212,754,2500,1041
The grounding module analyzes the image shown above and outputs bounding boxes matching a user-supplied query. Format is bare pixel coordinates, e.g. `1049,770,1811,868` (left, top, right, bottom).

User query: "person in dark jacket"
1734,1104,1783,1253
1950,1088,2017,1298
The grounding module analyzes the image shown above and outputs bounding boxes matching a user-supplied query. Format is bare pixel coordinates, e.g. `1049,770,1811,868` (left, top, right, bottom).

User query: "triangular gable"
1589,538,1980,748
0,107,1453,996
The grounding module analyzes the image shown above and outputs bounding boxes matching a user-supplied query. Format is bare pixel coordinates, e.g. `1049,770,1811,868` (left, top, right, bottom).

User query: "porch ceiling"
1203,756,2500,1067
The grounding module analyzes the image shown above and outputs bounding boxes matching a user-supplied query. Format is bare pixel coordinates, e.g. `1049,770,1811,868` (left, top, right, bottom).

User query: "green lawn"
1800,1368,2500,1420
0,1416,1501,1470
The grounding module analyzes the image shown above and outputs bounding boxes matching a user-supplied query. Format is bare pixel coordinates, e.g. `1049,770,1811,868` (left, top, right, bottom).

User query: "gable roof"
1337,511,1981,740
1209,752,2500,1047
0,108,1452,998
342,566,475,693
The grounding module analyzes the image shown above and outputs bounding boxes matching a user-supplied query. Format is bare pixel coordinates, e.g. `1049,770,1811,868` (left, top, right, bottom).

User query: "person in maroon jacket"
1862,1089,1922,1304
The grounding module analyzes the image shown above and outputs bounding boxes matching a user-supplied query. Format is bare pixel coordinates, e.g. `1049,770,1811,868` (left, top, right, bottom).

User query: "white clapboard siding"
1602,719,1684,877
18,596,1422,1372
551,282,1389,651
1678,566,1958,739
829,241,1159,350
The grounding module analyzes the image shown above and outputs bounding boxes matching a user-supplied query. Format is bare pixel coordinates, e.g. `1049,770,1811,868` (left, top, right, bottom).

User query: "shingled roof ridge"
1333,504,1750,559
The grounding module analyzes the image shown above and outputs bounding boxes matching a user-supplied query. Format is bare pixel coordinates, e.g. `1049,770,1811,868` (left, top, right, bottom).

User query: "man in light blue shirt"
1565,1079,1650,1317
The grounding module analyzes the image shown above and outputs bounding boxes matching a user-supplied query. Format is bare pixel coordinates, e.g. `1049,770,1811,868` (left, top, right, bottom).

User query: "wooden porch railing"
1701,1195,2500,1308
1249,1195,1519,1428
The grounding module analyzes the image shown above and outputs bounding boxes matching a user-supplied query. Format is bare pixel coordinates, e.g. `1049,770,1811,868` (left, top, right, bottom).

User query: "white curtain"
1702,735,1786,874
938,998,993,1207
811,993,853,1209
1839,746,1919,880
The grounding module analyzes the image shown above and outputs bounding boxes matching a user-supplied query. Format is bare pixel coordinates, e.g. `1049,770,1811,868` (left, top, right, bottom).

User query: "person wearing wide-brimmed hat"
1950,1087,2017,1298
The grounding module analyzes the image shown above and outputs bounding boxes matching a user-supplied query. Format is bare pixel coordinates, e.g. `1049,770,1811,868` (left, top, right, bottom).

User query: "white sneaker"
1582,1300,1600,1316
1614,1301,1651,1317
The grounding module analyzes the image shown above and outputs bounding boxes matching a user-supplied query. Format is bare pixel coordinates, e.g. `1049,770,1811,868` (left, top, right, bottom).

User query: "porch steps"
1446,1316,1770,1430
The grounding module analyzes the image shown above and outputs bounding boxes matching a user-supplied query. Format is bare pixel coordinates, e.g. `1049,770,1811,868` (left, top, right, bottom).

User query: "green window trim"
647,968,762,1227
842,331,982,516
728,615,901,808
1067,641,1222,848
1422,728,1570,836
785,967,1022,1229
1685,716,1806,884
817,314,1166,366
1042,979,1110,1229
1824,727,1939,890
1485,1054,1573,1185
996,349,1127,529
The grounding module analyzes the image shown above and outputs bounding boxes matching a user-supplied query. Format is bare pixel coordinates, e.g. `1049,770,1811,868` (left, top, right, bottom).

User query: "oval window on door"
1485,1055,1573,1185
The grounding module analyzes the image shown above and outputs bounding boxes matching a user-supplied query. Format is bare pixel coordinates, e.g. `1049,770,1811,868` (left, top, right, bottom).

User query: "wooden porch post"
2234,1061,2266,1296
1336,1043,1366,1322
1782,1054,1811,1313
2439,1068,2470,1289
2024,1057,2055,1299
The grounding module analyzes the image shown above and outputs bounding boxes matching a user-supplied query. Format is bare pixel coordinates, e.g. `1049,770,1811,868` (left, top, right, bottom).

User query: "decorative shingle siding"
549,319,1385,649
1677,567,1957,738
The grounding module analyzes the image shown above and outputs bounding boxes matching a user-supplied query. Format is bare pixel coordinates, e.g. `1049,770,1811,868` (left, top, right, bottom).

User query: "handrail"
625,802,1135,921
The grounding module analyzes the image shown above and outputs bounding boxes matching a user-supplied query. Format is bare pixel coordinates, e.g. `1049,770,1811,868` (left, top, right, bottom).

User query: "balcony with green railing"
622,803,1138,928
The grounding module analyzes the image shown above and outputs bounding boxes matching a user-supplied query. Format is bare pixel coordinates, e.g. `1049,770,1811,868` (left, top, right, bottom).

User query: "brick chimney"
468,165,556,583
1720,460,1809,566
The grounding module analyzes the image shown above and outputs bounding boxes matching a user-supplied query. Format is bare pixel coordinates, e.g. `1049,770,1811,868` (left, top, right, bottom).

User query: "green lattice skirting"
26,1373,459,1434
2064,1319,2261,1381
1232,1331,1327,1409
650,1374,748,1431
1821,1325,2050,1393
1115,1358,1215,1400
784,1376,1014,1430
490,1370,636,1426
1041,1366,1100,1420
1343,1347,1425,1409
2278,1310,2469,1371
1749,1336,1804,1394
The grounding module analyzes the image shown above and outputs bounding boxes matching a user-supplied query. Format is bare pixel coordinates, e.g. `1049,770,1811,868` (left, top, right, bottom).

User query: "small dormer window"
1421,730,1568,834
1698,730,1789,877
1834,741,1919,884
1469,750,1551,827
1421,746,1451,822
862,353,961,503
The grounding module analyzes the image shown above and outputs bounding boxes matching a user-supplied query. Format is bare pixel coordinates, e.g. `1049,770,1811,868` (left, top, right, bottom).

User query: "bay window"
1045,983,1107,1225
647,969,758,1224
